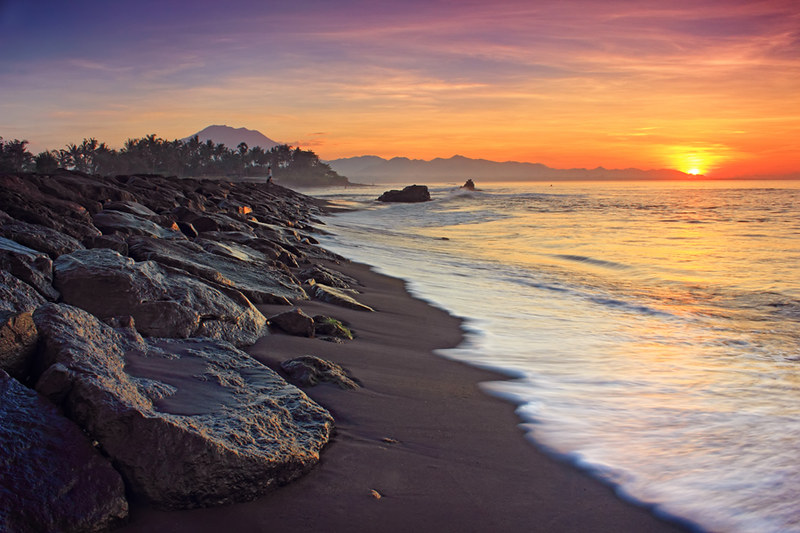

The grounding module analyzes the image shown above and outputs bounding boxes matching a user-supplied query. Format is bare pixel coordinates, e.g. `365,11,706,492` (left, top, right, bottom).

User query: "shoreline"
118,257,690,533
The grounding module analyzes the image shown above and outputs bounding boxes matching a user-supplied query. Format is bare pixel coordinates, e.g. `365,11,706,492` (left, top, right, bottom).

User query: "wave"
552,254,629,270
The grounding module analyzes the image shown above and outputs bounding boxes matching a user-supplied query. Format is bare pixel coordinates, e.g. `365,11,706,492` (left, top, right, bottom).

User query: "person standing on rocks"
267,165,273,185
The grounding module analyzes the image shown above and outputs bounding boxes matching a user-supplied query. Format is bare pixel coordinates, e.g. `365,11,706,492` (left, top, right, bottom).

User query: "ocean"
307,180,800,533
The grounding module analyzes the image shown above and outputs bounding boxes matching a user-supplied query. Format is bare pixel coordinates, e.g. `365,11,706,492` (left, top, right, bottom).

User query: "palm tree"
0,138,33,172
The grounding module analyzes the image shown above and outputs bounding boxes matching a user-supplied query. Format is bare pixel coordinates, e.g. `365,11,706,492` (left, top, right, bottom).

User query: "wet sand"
117,258,689,533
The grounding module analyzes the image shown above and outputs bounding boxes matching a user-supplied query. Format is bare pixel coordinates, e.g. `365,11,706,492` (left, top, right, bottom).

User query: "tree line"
0,135,349,186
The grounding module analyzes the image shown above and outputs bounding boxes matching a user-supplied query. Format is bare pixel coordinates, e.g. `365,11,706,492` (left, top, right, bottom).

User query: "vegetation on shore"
0,135,349,187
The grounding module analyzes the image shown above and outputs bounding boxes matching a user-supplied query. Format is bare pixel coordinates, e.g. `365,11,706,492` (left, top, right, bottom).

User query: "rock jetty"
0,170,370,530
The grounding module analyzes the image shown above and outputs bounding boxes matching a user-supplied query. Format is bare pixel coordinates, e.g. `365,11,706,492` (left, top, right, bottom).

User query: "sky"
1,0,798,178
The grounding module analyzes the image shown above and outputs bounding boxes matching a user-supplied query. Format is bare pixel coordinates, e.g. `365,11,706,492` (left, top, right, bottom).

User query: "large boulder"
53,248,267,346
33,304,334,509
0,174,102,241
377,184,431,203
0,219,85,259
0,369,128,532
0,236,59,301
128,236,308,305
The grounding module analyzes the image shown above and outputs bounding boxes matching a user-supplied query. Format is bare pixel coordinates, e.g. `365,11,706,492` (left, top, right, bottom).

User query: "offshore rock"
307,280,375,312
53,248,267,346
281,355,360,389
128,235,307,305
0,369,128,532
269,308,315,337
0,236,59,301
33,304,334,509
377,184,431,203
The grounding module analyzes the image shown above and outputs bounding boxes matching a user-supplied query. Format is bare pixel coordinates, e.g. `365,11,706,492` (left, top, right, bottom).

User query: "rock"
102,200,159,219
33,304,333,509
92,209,186,240
377,184,431,203
0,236,59,301
314,315,354,340
0,311,38,381
0,269,46,314
0,270,46,380
0,174,103,241
307,280,375,312
280,355,360,389
0,219,85,259
176,221,199,238
0,369,128,532
128,236,307,305
269,308,315,337
53,248,268,346
83,233,129,255
217,199,253,216
183,212,255,235
298,264,358,289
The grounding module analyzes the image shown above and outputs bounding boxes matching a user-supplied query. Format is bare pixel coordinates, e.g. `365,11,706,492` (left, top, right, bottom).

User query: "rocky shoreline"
0,171,363,531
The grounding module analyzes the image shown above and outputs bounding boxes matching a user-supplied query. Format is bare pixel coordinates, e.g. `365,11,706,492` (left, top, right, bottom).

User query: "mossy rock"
313,315,353,340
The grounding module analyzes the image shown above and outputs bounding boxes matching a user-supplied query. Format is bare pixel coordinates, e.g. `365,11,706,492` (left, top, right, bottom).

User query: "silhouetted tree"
34,151,59,173
2,132,349,185
0,138,33,172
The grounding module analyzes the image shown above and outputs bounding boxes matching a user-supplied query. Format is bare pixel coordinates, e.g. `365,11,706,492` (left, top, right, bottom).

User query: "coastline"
118,257,689,533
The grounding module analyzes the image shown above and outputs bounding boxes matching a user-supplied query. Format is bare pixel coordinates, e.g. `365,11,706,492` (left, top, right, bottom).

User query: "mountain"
183,125,280,150
327,155,696,183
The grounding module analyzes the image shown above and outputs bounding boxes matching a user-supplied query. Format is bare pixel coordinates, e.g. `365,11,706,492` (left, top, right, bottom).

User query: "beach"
117,258,687,533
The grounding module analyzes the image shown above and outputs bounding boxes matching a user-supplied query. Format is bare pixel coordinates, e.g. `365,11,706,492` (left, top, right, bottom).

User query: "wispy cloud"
1,0,798,175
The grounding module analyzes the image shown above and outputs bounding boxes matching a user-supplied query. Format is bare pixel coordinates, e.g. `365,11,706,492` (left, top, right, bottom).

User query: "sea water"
308,180,800,533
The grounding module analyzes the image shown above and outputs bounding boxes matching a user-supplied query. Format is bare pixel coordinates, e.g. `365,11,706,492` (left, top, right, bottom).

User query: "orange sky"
1,0,798,178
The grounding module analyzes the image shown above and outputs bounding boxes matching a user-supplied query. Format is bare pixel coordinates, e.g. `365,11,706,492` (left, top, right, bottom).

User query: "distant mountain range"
182,125,279,150
326,155,698,183
181,127,697,183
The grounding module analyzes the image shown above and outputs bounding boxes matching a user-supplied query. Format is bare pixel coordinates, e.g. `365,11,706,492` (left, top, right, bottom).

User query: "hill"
327,155,696,183
183,125,280,150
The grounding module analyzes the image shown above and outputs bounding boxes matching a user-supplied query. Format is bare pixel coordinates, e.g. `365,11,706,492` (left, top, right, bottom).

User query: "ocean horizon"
310,179,800,533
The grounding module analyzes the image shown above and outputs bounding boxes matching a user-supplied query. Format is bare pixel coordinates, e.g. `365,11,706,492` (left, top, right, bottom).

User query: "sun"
687,168,702,176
